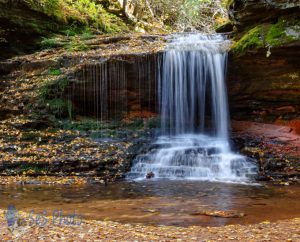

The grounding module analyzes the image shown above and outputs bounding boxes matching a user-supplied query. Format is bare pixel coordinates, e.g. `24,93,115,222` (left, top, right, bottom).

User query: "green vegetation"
232,26,264,54
40,37,62,49
49,68,62,75
265,19,297,46
232,18,299,55
146,117,160,129
62,118,104,131
16,164,49,175
40,28,94,51
39,77,73,118
125,118,144,129
26,0,130,33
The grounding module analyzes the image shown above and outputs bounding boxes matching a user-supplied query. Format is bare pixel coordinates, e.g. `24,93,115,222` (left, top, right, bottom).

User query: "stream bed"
1,180,300,227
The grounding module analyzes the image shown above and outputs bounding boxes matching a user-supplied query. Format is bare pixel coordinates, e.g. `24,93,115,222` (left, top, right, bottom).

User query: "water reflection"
0,181,299,227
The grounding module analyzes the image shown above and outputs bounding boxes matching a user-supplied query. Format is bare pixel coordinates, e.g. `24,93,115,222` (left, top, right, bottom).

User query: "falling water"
127,33,257,182
70,54,158,122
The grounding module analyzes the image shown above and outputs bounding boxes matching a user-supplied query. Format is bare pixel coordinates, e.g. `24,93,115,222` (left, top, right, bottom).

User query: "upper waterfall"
159,33,231,137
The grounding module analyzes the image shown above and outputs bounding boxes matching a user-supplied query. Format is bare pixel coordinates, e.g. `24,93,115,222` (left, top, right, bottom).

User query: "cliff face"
0,0,61,59
227,0,300,124
0,35,165,122
228,0,300,30
69,53,160,120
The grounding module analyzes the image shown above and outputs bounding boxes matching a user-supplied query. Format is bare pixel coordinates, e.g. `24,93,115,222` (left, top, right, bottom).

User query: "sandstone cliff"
227,0,300,126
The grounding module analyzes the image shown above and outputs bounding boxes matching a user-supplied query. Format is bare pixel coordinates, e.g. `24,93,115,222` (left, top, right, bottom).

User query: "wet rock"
146,171,155,179
207,147,222,156
256,175,271,181
0,61,21,75
265,160,287,172
215,22,234,33
190,210,245,218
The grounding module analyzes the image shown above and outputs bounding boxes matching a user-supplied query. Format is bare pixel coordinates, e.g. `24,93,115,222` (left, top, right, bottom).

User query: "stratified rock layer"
228,0,300,29
228,43,300,122
227,0,300,123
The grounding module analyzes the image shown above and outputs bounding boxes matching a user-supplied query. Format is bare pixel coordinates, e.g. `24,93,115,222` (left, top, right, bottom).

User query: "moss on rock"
232,18,300,55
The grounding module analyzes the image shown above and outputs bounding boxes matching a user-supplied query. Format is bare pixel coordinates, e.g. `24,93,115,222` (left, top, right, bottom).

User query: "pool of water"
1,180,300,227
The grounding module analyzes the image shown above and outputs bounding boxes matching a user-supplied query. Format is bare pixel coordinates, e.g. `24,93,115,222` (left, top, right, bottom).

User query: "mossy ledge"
232,18,300,56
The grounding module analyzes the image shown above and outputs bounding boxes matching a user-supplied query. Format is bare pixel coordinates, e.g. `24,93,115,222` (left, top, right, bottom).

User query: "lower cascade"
127,33,257,182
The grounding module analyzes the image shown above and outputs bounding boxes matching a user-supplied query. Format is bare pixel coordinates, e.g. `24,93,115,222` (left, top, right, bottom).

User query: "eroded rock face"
227,0,300,122
228,44,300,122
0,34,165,122
227,0,300,181
228,0,300,29
68,53,160,120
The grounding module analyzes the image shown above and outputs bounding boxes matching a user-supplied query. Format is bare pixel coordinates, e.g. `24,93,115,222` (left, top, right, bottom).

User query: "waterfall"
127,33,257,182
159,34,230,138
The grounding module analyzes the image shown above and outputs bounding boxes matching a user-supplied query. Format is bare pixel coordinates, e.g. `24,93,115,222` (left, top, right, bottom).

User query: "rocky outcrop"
0,34,165,121
0,35,165,182
69,53,160,120
228,0,300,30
227,0,300,123
0,0,63,59
226,0,300,180
228,42,300,122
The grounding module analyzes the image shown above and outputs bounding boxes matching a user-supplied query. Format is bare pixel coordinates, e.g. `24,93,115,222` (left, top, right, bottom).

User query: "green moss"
66,38,89,52
49,68,62,75
232,26,264,54
45,99,72,117
98,11,129,33
40,37,62,49
265,19,297,47
232,18,299,55
125,118,144,129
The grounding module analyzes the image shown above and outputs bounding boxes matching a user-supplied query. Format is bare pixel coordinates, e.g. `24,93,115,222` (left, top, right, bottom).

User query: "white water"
127,33,257,182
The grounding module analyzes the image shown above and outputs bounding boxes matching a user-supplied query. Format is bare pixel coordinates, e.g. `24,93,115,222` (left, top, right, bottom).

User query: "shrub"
40,37,62,49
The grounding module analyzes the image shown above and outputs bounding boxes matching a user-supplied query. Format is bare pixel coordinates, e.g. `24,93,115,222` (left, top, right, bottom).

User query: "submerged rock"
190,209,245,218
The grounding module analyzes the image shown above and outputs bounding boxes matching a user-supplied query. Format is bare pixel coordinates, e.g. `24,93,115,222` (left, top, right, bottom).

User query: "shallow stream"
1,180,300,227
